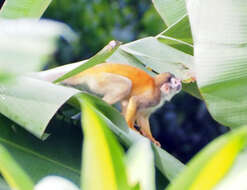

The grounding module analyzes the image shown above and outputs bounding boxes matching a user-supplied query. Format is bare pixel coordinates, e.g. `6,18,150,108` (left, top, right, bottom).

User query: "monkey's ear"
160,83,170,94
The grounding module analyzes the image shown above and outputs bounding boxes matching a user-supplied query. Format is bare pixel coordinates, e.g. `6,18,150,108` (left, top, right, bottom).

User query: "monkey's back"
75,63,155,96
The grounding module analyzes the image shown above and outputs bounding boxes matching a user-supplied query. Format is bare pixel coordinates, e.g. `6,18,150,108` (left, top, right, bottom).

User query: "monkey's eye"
170,77,182,91
171,77,178,85
167,74,174,83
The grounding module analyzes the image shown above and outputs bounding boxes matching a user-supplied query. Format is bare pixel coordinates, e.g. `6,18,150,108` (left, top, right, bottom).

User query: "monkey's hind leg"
137,115,161,147
87,73,132,105
101,73,132,105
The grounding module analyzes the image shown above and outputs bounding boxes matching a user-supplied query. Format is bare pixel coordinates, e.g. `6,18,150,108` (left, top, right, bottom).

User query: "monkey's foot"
150,138,161,147
139,130,161,147
132,124,161,146
140,132,161,147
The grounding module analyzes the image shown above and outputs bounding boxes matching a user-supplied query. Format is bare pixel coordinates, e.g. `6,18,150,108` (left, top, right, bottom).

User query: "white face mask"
160,77,182,99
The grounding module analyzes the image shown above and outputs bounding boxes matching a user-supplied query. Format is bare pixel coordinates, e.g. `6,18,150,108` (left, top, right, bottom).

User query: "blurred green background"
43,0,228,163
43,0,165,65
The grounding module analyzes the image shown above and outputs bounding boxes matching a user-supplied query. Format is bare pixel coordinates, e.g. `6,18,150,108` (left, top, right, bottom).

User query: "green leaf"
53,40,121,83
131,183,141,190
0,144,34,190
156,15,193,55
0,0,52,19
78,94,131,190
0,114,81,186
158,15,193,45
0,19,76,81
182,82,202,100
0,76,79,138
125,139,155,190
157,36,193,56
166,126,247,190
108,48,154,76
152,0,186,26
75,93,184,182
187,0,247,128
120,37,195,86
152,145,184,181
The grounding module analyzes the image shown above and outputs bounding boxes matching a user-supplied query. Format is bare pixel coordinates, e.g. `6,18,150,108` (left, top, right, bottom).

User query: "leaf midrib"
0,137,80,175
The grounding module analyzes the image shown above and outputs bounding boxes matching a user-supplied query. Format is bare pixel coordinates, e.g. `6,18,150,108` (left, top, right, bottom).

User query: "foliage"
0,19,76,81
188,0,247,128
0,0,247,190
44,0,210,163
43,0,160,64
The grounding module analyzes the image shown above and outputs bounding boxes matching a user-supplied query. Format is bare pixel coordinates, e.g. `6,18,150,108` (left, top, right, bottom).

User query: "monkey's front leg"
137,114,161,147
124,97,138,130
124,98,161,146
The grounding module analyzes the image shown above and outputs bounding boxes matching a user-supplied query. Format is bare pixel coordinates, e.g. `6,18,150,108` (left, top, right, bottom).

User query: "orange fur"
72,63,155,96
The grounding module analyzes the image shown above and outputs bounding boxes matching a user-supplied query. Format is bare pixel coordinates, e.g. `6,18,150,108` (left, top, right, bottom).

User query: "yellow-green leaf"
167,126,247,190
78,94,131,190
72,93,184,182
0,0,52,19
53,40,121,84
0,145,34,190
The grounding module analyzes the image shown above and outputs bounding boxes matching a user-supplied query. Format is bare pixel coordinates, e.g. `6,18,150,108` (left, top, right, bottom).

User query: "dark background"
0,0,5,9
43,0,228,163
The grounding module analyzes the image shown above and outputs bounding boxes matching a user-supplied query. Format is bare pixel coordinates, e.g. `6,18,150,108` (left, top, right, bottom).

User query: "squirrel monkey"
61,63,182,146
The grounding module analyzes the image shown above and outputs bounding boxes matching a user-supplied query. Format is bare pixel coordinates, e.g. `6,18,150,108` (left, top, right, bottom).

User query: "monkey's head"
155,73,182,100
